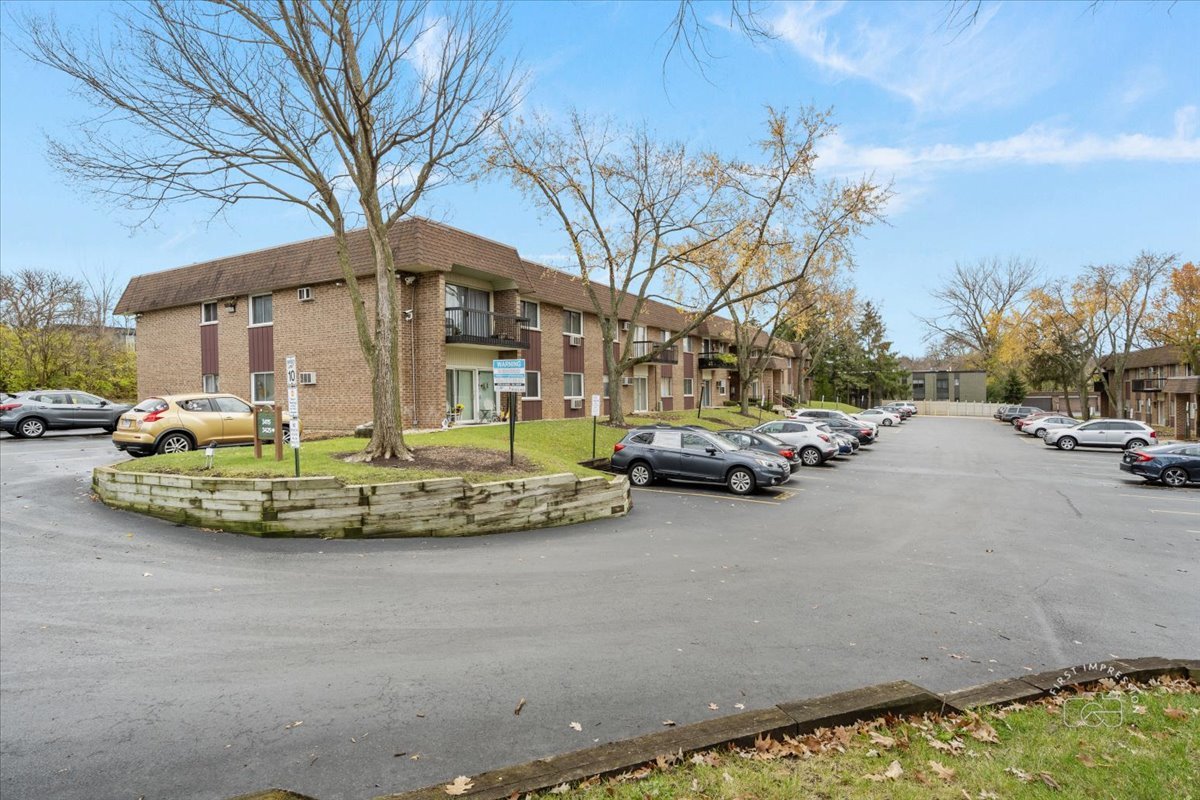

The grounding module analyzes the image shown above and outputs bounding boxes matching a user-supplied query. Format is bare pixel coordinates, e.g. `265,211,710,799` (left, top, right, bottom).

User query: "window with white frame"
683,336,693,353
202,374,219,393
717,379,726,395
563,373,583,398
201,302,218,324
250,294,273,326
524,371,541,399
602,374,610,398
683,378,694,396
563,310,583,336
662,329,671,342
520,300,540,329
251,372,275,404
659,377,671,397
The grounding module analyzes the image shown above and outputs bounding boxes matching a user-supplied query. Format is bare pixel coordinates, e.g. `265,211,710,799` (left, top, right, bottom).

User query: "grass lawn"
109,407,785,485
803,399,864,413
523,679,1198,800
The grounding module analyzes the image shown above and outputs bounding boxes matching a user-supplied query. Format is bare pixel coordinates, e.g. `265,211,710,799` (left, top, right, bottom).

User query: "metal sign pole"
509,392,516,466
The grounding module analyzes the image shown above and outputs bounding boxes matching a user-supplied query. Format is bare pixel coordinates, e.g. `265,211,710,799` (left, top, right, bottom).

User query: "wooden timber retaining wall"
92,467,631,538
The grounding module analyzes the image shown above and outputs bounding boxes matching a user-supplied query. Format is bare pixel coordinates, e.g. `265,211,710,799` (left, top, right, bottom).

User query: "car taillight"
1134,452,1154,462
780,449,794,458
818,433,830,442
859,429,871,435
0,403,20,412
143,409,166,423
613,443,625,453
1149,431,1157,439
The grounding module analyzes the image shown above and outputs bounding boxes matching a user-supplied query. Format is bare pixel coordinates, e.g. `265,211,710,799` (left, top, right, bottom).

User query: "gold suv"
112,393,290,456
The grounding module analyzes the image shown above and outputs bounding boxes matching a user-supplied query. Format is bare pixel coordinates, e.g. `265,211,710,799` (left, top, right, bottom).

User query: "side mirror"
99,400,108,406
706,447,718,455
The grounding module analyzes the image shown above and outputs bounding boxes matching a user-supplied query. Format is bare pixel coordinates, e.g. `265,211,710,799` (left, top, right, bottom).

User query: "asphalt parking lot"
1,418,1197,800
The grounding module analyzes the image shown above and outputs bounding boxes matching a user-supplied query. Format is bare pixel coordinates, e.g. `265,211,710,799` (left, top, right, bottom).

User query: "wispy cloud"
818,111,1200,174
769,1,1057,112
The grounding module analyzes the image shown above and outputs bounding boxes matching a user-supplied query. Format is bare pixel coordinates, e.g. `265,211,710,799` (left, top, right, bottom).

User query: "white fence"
913,401,1004,417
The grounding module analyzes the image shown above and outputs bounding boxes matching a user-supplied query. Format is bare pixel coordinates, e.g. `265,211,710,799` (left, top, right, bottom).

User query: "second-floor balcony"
698,350,737,370
1131,377,1166,393
444,307,529,349
631,340,678,364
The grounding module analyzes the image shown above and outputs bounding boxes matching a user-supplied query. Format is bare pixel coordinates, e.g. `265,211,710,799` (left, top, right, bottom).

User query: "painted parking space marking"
1149,509,1200,516
633,487,799,506
1116,493,1200,503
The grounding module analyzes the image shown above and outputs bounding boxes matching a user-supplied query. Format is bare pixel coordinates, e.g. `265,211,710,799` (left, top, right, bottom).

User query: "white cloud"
818,113,1200,175
769,1,1056,112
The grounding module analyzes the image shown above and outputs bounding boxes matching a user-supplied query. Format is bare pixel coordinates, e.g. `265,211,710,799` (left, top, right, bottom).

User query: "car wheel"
882,419,893,426
800,446,822,466
157,433,194,454
1161,467,1188,488
1057,436,1077,451
17,418,46,438
1035,428,1047,438
727,467,756,495
1125,438,1148,450
628,461,654,487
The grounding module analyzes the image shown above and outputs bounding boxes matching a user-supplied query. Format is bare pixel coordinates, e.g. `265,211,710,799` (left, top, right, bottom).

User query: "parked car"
717,429,801,473
1020,414,1078,438
854,408,902,427
610,426,789,494
751,420,839,465
1000,406,1041,423
792,408,880,435
1043,419,1157,451
112,393,293,456
820,425,859,454
1120,443,1200,487
0,390,133,438
887,402,917,416
881,403,913,419
816,416,877,445
993,405,1013,421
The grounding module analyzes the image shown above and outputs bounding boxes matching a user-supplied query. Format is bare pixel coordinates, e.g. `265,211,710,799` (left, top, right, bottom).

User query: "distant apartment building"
907,368,987,402
1099,344,1198,436
114,218,809,432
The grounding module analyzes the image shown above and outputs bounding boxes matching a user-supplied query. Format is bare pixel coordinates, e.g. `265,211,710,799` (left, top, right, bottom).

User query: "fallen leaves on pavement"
443,776,473,795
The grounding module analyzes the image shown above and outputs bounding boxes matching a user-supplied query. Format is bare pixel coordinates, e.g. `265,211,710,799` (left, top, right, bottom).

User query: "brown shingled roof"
1099,344,1188,371
115,216,797,355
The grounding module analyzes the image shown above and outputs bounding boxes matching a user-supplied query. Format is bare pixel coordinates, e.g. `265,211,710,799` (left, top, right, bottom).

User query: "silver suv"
1043,419,1157,451
0,390,132,438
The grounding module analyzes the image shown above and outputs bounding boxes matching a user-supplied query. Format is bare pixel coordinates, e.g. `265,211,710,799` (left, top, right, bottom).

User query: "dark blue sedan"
1120,443,1200,487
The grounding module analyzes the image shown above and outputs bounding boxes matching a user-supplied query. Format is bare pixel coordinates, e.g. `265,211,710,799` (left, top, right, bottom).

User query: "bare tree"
920,256,1040,372
662,0,775,76
1089,251,1175,417
492,106,888,425
17,0,522,460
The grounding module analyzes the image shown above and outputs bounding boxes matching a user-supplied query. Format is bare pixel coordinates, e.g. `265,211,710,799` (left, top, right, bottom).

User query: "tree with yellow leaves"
1144,261,1200,374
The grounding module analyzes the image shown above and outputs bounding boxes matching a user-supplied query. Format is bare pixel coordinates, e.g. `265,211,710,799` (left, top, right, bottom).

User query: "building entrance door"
633,377,649,412
446,368,498,422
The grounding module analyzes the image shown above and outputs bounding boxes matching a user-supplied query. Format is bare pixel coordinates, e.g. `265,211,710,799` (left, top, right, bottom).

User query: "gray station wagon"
610,426,789,495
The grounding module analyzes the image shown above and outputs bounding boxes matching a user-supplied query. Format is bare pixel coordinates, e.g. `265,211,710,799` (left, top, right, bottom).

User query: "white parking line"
1116,493,1199,504
633,487,798,505
1149,509,1200,516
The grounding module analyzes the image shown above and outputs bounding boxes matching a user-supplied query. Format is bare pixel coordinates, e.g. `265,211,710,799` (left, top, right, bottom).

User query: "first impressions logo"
1052,662,1139,728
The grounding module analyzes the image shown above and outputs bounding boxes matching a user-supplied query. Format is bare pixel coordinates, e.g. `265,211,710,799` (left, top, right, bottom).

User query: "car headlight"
755,458,777,468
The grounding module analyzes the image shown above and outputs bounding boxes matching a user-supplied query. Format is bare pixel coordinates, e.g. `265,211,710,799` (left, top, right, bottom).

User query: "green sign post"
257,410,276,441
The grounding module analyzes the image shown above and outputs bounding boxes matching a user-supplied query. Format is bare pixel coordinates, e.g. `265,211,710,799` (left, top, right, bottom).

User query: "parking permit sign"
285,355,300,449
493,358,526,393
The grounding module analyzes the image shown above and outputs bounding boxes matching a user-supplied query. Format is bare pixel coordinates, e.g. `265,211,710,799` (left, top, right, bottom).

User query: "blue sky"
1,0,1197,355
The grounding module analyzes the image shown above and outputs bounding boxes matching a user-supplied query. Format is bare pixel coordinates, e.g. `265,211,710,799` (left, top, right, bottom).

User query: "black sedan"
1121,443,1200,487
820,416,877,444
716,429,802,471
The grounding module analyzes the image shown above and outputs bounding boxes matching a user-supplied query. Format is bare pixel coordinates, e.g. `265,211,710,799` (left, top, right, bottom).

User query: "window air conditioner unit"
299,371,317,385
621,321,630,331
568,334,582,347
297,286,314,302
621,377,634,386
569,398,583,409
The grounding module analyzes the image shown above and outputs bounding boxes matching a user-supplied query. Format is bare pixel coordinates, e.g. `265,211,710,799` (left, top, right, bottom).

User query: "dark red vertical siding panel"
563,400,584,418
684,396,695,410
562,335,585,372
521,399,542,420
249,326,274,372
683,351,694,379
526,330,542,370
661,397,673,411
660,364,672,378
200,325,219,374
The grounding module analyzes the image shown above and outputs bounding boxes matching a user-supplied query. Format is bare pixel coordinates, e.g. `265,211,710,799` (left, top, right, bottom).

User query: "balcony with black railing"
444,308,530,349
631,340,678,364
698,350,737,370
1131,377,1166,393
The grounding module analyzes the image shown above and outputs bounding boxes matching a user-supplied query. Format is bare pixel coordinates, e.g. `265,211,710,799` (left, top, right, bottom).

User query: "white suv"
1043,419,1157,451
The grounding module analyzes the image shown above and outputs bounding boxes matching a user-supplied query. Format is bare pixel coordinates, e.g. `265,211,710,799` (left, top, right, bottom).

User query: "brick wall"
136,305,202,397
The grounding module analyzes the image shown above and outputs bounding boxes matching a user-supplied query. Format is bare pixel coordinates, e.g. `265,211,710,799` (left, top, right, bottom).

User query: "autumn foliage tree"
1144,261,1200,373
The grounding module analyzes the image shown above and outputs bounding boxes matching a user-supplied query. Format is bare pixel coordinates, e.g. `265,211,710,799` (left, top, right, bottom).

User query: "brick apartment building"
1099,344,1199,437
114,218,809,432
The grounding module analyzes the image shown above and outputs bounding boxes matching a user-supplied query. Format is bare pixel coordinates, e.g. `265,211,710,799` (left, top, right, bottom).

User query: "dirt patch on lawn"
336,445,537,475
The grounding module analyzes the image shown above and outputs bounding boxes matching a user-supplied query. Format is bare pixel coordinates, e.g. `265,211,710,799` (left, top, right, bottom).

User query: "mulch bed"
338,445,537,475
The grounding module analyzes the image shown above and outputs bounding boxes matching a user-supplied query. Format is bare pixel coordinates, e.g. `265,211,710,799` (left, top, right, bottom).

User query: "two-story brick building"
1099,344,1199,437
114,218,808,432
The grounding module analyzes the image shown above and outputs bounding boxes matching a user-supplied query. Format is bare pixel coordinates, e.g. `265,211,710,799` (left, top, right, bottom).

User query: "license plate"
121,418,133,428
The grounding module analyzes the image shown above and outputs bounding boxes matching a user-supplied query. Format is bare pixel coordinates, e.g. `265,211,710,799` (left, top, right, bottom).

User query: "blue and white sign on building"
493,358,526,393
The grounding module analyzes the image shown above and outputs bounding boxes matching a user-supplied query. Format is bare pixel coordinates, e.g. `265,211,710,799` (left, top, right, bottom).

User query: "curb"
236,656,1198,800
